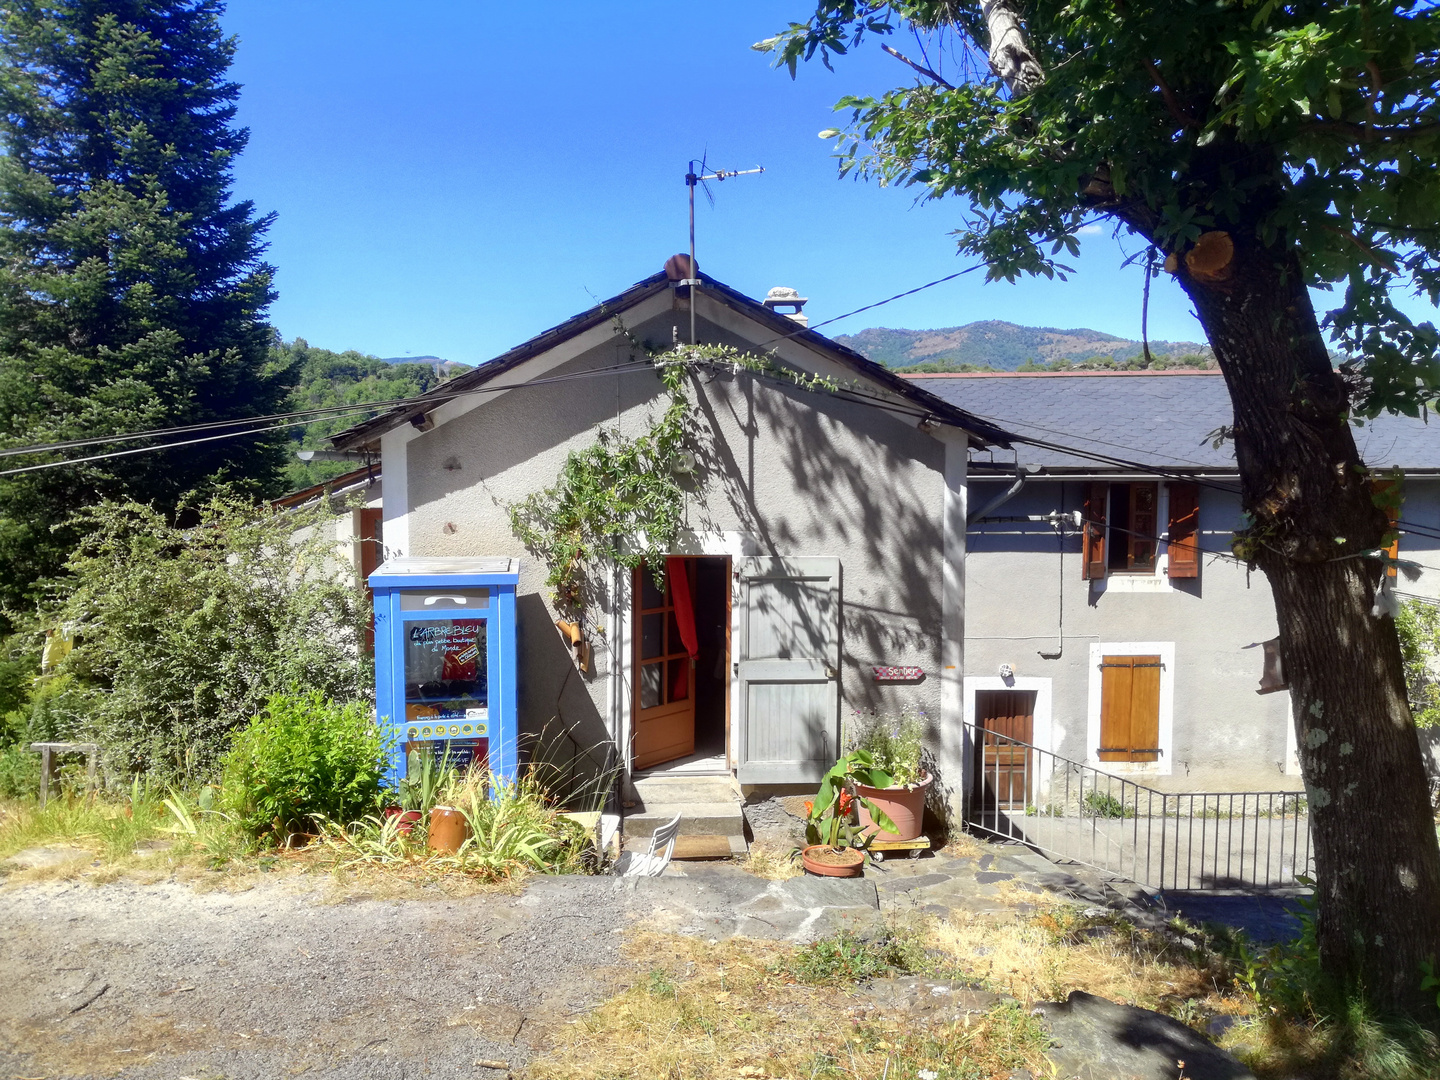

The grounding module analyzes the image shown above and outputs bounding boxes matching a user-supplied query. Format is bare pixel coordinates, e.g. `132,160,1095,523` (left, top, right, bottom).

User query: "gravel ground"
0,873,634,1079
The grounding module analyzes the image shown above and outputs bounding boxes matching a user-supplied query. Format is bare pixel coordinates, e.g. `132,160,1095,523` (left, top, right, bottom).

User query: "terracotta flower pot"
855,770,932,842
427,806,470,854
383,807,423,835
800,844,865,877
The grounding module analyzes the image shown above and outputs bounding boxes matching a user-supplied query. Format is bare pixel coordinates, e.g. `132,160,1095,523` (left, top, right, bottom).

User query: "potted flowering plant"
849,706,932,842
797,749,898,877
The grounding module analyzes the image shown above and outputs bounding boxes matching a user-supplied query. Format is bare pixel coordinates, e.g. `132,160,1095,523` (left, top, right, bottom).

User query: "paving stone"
975,871,1015,884
1037,991,1255,1080
878,872,953,894
780,875,880,910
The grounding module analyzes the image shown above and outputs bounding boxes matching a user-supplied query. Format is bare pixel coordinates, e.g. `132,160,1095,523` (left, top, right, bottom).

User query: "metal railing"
963,723,1313,892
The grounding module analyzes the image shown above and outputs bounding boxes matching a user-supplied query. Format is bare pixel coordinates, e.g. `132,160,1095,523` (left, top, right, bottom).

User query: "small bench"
28,742,99,808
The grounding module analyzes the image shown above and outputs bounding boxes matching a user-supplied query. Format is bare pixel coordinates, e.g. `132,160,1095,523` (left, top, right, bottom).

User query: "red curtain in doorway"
665,557,699,701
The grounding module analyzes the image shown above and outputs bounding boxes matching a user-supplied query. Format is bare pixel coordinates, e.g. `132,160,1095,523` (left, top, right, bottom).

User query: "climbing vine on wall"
507,340,839,612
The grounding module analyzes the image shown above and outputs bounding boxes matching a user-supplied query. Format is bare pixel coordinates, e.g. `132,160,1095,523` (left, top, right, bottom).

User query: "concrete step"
624,801,745,838
630,773,739,808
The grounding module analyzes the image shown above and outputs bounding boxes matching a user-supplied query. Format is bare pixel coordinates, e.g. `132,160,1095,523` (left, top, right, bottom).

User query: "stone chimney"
762,286,809,327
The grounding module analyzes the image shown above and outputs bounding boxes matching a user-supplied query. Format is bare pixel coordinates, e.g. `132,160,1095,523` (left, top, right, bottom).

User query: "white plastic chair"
616,813,682,877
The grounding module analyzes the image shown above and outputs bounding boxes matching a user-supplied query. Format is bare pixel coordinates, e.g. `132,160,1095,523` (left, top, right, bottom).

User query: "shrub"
1397,600,1440,728
44,495,369,777
220,691,387,843
0,743,39,798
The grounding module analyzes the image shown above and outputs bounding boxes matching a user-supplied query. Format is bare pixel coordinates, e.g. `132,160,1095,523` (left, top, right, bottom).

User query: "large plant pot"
855,771,932,842
383,807,423,835
427,806,470,854
800,844,865,877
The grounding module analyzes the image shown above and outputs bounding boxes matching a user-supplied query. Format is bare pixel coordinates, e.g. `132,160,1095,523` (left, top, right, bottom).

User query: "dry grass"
927,906,1236,1014
527,930,1050,1080
526,900,1277,1079
941,831,987,859
735,841,802,882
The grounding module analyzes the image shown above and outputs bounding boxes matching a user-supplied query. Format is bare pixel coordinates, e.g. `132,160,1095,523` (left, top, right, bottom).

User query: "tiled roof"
907,371,1440,472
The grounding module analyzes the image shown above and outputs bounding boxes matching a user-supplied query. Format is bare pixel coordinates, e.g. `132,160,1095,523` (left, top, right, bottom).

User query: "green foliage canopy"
761,1,1440,413
0,0,294,613
44,495,368,778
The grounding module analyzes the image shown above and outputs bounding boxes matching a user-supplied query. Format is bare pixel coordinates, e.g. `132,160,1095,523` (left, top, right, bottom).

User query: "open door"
632,560,697,770
735,557,841,784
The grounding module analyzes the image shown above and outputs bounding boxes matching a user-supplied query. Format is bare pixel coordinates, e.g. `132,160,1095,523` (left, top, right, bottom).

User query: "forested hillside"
835,321,1209,371
278,340,469,490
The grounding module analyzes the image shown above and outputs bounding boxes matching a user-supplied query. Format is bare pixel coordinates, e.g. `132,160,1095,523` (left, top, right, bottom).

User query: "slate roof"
329,270,1011,451
908,371,1440,473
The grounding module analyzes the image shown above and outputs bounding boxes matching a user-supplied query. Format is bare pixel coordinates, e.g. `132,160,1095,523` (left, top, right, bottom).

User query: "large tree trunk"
1177,233,1440,1015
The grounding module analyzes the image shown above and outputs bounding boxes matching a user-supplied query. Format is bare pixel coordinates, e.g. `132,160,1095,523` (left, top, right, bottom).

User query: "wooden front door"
632,560,696,770
975,689,1036,809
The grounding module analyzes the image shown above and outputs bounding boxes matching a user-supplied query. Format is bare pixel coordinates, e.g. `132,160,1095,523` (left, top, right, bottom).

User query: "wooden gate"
974,689,1036,809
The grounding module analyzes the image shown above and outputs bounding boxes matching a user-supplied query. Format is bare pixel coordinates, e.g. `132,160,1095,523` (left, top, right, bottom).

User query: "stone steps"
623,772,746,846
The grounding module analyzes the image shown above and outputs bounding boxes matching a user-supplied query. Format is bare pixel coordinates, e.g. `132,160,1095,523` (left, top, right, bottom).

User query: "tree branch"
1143,58,1197,129
981,0,1044,96
880,43,955,90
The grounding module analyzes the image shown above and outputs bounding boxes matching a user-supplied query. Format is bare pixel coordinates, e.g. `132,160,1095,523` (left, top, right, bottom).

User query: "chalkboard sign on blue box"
369,557,520,791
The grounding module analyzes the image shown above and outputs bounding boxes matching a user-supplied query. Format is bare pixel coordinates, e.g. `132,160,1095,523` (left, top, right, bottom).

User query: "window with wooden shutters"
1084,482,1160,578
1165,482,1200,579
1098,655,1162,762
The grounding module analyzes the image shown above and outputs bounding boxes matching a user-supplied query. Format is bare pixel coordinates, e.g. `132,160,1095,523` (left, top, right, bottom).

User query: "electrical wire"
0,358,658,477
753,263,986,350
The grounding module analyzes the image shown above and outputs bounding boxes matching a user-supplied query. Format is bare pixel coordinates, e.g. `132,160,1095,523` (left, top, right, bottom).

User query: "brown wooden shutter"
1166,482,1200,579
1082,482,1108,580
1099,655,1162,762
1371,477,1401,578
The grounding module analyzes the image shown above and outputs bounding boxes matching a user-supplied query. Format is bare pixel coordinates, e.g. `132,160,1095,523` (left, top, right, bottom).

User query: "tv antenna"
684,155,764,345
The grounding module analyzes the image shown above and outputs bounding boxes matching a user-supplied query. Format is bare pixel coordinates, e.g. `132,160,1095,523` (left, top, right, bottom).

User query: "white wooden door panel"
736,558,840,784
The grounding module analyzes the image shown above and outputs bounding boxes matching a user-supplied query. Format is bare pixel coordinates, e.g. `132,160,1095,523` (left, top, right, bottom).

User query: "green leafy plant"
1083,790,1134,819
0,743,39,799
848,705,927,786
219,691,387,845
507,354,691,612
1397,600,1440,729
801,749,898,851
42,495,370,778
781,926,937,986
397,749,451,814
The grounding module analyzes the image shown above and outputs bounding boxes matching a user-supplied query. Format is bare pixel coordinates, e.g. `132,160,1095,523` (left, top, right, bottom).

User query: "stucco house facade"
329,266,1008,828
325,267,1440,841
909,369,1440,795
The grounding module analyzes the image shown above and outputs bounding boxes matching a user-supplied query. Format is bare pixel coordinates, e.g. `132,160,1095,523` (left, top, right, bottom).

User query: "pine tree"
0,0,294,615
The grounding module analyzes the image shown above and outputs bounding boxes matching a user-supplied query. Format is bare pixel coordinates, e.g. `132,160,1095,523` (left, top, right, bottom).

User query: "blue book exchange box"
369,557,520,789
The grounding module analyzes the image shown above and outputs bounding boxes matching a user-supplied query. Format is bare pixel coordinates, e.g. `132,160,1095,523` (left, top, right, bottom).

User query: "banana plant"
802,749,898,850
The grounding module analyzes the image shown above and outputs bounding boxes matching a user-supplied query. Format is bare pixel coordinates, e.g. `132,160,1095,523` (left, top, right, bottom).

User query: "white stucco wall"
966,480,1299,792
385,303,964,807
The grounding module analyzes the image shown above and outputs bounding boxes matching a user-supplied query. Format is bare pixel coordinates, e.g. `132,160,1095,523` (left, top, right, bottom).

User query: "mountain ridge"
833,320,1208,371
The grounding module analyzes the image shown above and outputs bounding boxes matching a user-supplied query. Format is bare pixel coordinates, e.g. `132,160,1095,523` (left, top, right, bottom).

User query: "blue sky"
221,2,1432,365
